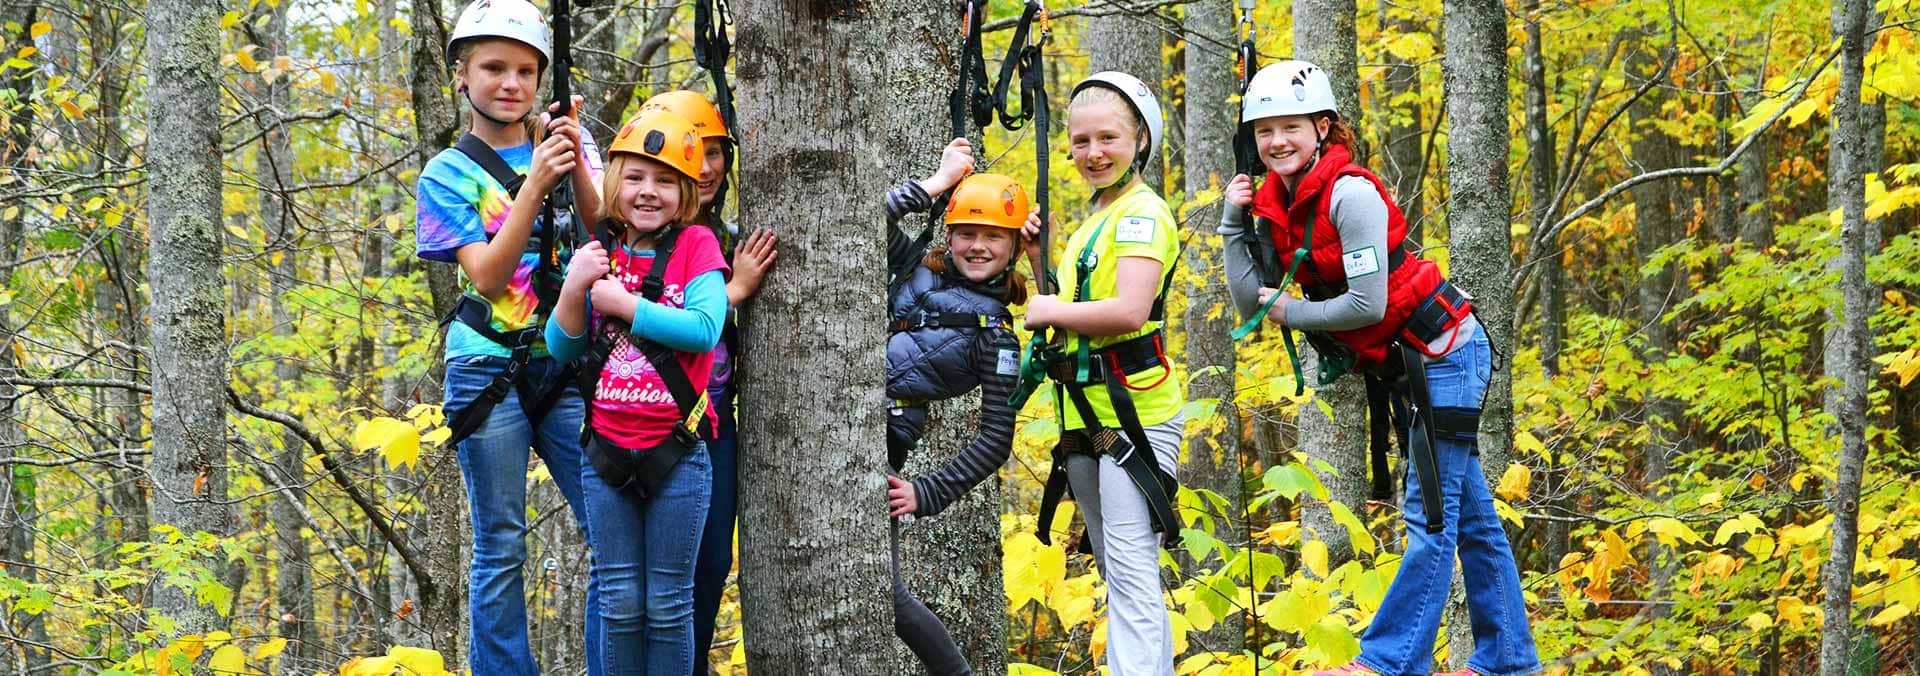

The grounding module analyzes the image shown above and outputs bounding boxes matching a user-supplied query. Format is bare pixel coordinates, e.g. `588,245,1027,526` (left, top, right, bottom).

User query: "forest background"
0,0,1916,673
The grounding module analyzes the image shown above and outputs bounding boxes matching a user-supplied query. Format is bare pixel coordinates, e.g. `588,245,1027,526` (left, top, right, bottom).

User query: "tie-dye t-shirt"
587,226,730,449
414,130,603,360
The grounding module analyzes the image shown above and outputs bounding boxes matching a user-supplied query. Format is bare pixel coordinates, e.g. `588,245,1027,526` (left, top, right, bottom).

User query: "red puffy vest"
1249,144,1446,369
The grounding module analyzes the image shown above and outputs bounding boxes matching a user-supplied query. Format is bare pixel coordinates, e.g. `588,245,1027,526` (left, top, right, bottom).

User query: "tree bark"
144,0,233,635
1294,0,1363,158
1087,4,1167,190
1440,0,1512,663
732,1,920,670
1816,0,1875,669
1177,0,1248,654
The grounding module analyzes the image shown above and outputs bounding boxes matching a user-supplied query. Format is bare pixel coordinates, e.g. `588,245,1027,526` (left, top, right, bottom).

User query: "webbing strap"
694,0,735,216
454,133,526,198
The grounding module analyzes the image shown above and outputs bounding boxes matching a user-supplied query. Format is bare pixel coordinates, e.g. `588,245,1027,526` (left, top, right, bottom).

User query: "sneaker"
1312,662,1379,676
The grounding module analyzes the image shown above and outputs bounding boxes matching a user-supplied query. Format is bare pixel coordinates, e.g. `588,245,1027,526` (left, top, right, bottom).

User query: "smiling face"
457,39,542,124
1252,113,1331,181
613,155,688,237
1067,99,1141,190
946,223,1017,283
696,140,726,208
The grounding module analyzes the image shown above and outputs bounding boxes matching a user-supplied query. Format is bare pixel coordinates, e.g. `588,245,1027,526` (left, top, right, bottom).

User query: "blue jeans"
584,439,712,676
445,354,596,675
1356,331,1540,676
692,394,738,674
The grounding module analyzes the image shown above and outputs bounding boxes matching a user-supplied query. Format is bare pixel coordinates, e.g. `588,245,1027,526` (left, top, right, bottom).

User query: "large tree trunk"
1087,5,1166,191
1816,0,1875,669
732,2,913,670
144,0,233,635
252,0,318,668
407,0,468,657
1439,0,1512,663
1292,0,1369,566
1177,0,1248,655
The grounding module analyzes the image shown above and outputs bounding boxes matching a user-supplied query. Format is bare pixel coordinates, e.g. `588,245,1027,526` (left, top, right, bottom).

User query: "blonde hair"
598,153,701,227
1068,86,1144,147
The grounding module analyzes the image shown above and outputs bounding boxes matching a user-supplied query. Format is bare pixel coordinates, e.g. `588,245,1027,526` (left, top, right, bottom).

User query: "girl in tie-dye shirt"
412,2,606,670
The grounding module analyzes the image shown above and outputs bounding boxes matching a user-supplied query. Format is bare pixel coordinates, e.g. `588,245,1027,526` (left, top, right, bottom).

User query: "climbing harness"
576,224,714,499
438,0,593,448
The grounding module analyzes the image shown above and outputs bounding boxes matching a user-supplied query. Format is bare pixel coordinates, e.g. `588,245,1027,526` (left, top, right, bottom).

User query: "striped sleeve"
910,327,1021,517
885,181,935,270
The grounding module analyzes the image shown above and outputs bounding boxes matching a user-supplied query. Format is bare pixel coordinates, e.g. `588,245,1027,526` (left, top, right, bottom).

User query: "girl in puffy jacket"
881,137,1036,675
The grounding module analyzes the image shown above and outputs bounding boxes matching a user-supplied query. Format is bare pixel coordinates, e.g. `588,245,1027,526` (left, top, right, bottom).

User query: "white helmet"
446,0,552,70
1072,71,1165,171
1241,60,1339,123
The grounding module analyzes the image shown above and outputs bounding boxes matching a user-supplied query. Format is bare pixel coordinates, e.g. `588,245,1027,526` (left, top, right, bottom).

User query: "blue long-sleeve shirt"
544,267,728,363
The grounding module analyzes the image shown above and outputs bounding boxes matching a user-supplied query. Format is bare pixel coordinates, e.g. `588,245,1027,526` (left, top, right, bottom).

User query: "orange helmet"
640,90,730,140
608,109,704,180
944,173,1029,230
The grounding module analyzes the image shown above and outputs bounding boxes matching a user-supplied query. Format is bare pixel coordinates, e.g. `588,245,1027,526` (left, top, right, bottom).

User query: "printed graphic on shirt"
996,349,1020,376
1343,246,1380,278
1115,216,1156,243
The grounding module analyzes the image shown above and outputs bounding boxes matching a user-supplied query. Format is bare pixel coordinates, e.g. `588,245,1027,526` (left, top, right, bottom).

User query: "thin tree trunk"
733,1,917,670
407,0,467,658
1087,6,1166,191
1440,0,1512,663
0,5,44,669
144,0,233,635
1290,0,1371,567
1178,0,1248,654
1816,0,1875,669
1625,36,1685,658
1377,9,1426,240
1520,0,1570,567
249,0,320,667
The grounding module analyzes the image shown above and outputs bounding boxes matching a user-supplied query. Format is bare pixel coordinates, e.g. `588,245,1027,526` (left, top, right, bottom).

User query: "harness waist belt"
1044,331,1165,383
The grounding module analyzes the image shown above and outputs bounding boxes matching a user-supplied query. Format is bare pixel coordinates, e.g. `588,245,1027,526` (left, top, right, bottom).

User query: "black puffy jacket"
883,182,1022,517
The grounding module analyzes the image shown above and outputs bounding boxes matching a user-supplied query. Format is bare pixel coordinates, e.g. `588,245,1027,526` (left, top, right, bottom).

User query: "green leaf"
1328,501,1375,555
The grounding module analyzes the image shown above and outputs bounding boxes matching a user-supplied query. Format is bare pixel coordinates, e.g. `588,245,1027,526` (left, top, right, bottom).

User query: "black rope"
694,0,735,227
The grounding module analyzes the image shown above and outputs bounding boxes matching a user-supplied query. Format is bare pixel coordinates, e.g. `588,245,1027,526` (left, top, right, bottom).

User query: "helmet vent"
644,130,666,154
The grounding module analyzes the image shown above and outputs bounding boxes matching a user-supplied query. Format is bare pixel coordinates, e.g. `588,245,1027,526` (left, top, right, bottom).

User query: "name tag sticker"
1115,216,1155,243
997,349,1021,376
1343,246,1380,278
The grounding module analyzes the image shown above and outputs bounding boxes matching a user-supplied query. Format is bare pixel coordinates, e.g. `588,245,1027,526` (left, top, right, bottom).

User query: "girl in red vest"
1222,61,1539,676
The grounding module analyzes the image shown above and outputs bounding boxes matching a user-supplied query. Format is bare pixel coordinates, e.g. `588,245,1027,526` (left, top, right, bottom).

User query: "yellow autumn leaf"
389,646,448,675
208,645,248,674
57,100,82,120
1496,464,1531,501
1647,517,1702,547
251,637,288,660
339,655,398,676
30,21,51,38
1743,612,1773,631
355,417,422,471
234,48,260,72
176,634,208,659
1870,603,1912,626
1302,539,1328,579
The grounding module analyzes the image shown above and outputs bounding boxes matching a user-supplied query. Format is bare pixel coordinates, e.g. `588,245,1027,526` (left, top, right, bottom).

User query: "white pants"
1066,413,1184,676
